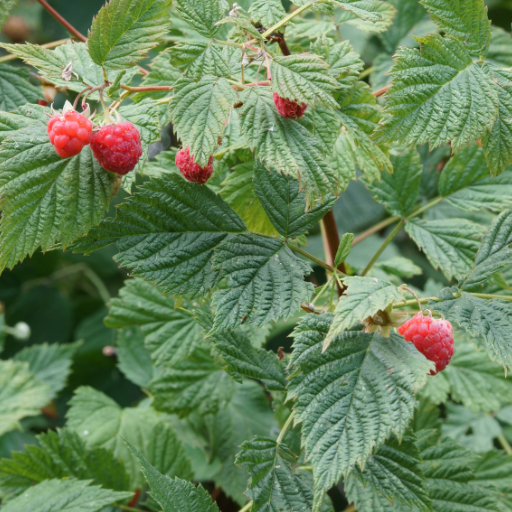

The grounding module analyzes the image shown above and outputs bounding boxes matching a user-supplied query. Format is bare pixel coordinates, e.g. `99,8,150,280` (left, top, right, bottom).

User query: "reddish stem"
321,211,347,297
36,0,87,42
120,85,173,92
373,84,391,97
245,80,271,87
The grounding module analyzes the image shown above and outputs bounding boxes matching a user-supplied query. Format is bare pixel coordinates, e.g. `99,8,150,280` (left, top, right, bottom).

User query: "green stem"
406,196,443,221
467,293,512,301
393,298,430,309
362,219,405,276
297,465,313,471
343,505,356,512
238,501,254,512
116,505,147,512
212,39,244,49
498,434,512,455
287,244,334,273
0,38,70,63
352,216,400,246
359,66,374,79
99,89,113,124
277,411,295,445
261,2,314,38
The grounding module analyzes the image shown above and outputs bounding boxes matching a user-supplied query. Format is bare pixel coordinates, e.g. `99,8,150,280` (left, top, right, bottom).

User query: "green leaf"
116,327,154,388
88,0,172,69
254,162,336,238
211,326,286,391
487,26,512,67
463,210,512,289
169,76,237,167
271,54,339,109
323,276,404,350
211,233,313,332
346,432,432,512
0,41,138,95
365,148,422,216
0,360,51,437
125,440,219,512
220,162,278,237
0,113,116,272
374,256,423,278
310,37,364,81
0,428,130,499
0,479,132,512
174,0,227,38
106,278,204,366
326,0,384,22
337,0,396,34
472,450,512,507
216,15,266,42
236,437,315,512
13,342,80,398
170,43,231,81
249,0,286,27
374,34,498,152
300,107,341,155
288,314,431,496
239,87,338,206
405,218,485,281
482,67,512,176
0,0,17,28
327,130,358,190
429,288,512,371
149,347,235,416
421,0,491,57
0,64,41,110
66,386,161,487
333,234,353,269
71,174,246,298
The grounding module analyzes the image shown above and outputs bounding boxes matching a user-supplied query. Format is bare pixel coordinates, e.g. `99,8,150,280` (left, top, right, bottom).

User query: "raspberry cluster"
175,147,213,184
273,93,307,119
398,313,454,375
47,111,93,158
90,122,142,175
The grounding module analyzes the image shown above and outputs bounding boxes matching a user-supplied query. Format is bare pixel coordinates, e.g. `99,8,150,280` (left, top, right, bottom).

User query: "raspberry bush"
0,0,512,511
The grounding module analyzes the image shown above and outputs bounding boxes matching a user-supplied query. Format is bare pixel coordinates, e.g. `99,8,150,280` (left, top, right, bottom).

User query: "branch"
36,0,87,42
373,84,391,97
287,244,334,273
352,216,400,246
120,85,173,93
261,2,314,38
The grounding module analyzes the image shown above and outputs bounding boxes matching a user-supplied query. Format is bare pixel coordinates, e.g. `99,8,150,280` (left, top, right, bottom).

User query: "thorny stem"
120,85,173,93
73,86,93,110
264,53,272,81
36,0,87,41
0,38,70,63
277,411,295,445
498,435,512,455
403,287,424,313
287,244,335,273
361,219,405,276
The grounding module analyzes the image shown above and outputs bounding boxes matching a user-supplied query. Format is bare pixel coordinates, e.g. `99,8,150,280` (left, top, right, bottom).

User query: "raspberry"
398,313,454,375
90,122,142,175
273,93,307,119
175,147,213,184
47,110,93,158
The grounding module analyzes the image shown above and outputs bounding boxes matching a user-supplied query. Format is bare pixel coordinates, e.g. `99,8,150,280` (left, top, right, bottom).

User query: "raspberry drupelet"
175,147,213,184
47,110,93,158
273,93,307,119
90,122,142,175
398,313,454,375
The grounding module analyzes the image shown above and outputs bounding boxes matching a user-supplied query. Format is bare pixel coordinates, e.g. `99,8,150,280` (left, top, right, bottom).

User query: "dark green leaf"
174,0,227,38
170,43,231,81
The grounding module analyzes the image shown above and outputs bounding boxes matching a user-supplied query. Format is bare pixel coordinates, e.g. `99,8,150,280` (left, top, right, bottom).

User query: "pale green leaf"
421,0,491,57
105,277,204,366
327,130,357,190
288,314,431,496
0,64,41,110
374,34,498,152
0,0,17,28
0,428,130,499
405,218,485,281
212,233,313,331
0,360,51,437
463,210,512,289
249,0,286,28
323,276,404,350
337,0,396,34
271,54,339,109
236,437,315,512
472,450,512,508
169,76,237,167
310,37,364,81
88,0,171,69
174,0,227,38
170,42,231,81
334,233,354,267
239,87,338,205
325,0,384,22
487,26,512,67
117,327,154,388
374,256,423,278
365,148,422,216
149,348,235,416
70,174,246,298
0,479,132,512
13,342,80,398
254,162,336,238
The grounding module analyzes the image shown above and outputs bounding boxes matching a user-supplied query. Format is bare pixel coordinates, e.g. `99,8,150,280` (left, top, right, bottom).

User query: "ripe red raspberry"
175,147,213,184
273,93,307,119
398,313,454,375
90,122,142,175
47,110,93,158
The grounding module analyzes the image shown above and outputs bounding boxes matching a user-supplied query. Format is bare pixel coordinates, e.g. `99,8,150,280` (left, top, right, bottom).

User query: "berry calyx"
47,110,93,158
90,122,142,175
273,93,307,119
175,147,213,184
398,313,454,375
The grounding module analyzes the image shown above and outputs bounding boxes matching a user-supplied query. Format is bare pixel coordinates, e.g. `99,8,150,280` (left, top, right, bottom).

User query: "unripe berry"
273,93,307,119
175,147,213,184
90,122,142,175
47,110,93,158
398,313,454,375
